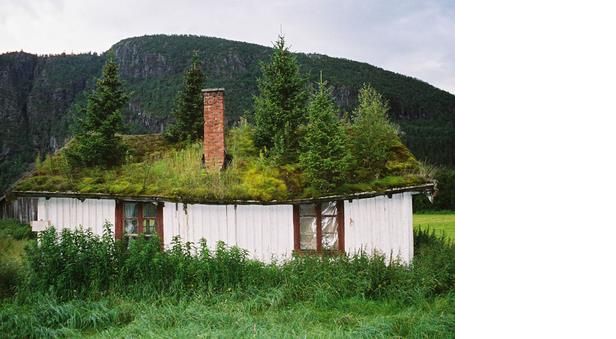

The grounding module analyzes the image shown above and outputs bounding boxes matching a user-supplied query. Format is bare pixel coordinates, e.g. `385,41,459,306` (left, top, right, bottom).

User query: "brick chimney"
202,88,225,170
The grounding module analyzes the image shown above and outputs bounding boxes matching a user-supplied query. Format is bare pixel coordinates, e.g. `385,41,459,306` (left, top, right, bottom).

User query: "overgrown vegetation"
20,225,454,301
0,219,34,299
14,132,427,201
0,219,35,241
0,225,454,337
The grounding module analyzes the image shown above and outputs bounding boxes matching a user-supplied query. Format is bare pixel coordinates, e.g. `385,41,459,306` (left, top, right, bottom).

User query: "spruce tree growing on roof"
349,84,400,179
253,35,308,163
165,52,205,143
67,56,128,167
299,75,352,193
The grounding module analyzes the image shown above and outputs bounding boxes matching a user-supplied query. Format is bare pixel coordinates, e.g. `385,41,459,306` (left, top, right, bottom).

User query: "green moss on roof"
13,134,429,202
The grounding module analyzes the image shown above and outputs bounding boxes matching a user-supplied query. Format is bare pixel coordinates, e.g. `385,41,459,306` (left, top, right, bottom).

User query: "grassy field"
0,294,454,338
414,211,455,241
0,220,454,338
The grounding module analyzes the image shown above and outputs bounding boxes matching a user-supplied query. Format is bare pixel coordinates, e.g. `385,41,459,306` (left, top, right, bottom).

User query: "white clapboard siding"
34,193,413,264
37,197,115,235
344,192,413,264
163,202,294,263
163,202,189,247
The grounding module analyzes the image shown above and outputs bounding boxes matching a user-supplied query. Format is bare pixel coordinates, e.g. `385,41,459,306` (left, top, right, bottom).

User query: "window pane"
300,216,317,250
321,201,337,216
321,216,338,250
299,204,316,217
124,203,137,218
144,218,156,235
124,218,138,235
143,203,156,218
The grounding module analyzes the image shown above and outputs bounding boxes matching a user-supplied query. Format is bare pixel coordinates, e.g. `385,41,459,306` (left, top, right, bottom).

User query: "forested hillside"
0,34,454,193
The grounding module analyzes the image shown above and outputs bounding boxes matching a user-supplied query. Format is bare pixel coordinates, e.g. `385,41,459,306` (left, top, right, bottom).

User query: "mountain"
0,34,454,193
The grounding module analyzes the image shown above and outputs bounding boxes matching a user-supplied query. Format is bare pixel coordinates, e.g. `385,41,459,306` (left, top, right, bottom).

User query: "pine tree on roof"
300,73,352,192
253,35,308,164
166,52,205,143
67,55,128,167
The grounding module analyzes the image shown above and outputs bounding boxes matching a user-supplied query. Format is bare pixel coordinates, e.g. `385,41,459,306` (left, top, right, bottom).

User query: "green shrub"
0,258,22,299
227,118,258,160
239,159,288,201
0,219,35,240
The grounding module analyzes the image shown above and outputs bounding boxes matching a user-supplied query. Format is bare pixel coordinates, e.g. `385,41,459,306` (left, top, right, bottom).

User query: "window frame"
115,200,164,246
293,200,345,254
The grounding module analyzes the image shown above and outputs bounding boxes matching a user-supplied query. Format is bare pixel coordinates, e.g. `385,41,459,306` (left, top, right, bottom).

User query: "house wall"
34,192,414,264
344,192,414,264
36,197,115,235
0,197,37,223
163,202,294,263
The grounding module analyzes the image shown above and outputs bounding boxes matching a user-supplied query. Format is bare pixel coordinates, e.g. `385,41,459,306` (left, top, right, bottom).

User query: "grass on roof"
14,133,429,202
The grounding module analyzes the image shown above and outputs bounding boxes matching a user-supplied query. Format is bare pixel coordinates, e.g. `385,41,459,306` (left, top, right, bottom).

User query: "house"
1,89,436,264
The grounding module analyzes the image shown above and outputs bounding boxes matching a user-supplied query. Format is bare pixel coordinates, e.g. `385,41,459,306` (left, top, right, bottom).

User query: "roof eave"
9,182,437,206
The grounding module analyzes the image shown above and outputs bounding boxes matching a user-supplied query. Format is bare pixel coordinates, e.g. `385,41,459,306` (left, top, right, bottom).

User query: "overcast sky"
0,0,454,93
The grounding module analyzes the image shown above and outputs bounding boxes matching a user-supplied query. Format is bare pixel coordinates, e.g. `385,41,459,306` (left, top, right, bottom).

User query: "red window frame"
293,200,345,253
115,200,164,247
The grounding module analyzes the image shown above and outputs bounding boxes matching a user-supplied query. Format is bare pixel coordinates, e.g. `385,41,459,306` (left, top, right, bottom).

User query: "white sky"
0,0,454,93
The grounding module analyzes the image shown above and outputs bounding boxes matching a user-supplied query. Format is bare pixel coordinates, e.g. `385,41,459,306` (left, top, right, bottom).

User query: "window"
115,201,164,243
293,201,344,253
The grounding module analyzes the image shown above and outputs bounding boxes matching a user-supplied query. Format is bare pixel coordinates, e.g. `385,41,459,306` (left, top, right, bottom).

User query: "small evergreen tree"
166,53,205,142
349,84,400,179
228,117,258,160
67,56,128,167
299,76,353,193
253,35,308,163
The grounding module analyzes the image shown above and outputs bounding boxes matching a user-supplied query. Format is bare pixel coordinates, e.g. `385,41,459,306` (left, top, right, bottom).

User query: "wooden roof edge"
10,182,436,206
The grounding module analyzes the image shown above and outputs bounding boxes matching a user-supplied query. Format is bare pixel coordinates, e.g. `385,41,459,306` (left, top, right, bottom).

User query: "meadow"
414,211,455,241
0,216,454,338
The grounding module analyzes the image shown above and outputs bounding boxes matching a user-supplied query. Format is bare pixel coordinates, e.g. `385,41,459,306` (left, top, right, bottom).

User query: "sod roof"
11,134,434,204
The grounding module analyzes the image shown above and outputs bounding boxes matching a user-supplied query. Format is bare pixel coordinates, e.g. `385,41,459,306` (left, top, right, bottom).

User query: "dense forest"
0,34,454,195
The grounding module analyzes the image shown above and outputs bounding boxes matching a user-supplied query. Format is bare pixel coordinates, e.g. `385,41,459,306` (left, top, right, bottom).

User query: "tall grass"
19,225,453,304
1,226,454,337
1,293,454,338
0,219,35,240
0,219,34,298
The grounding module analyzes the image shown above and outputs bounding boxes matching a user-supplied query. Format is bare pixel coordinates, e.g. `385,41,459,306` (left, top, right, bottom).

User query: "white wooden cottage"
2,89,436,264
10,185,432,264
